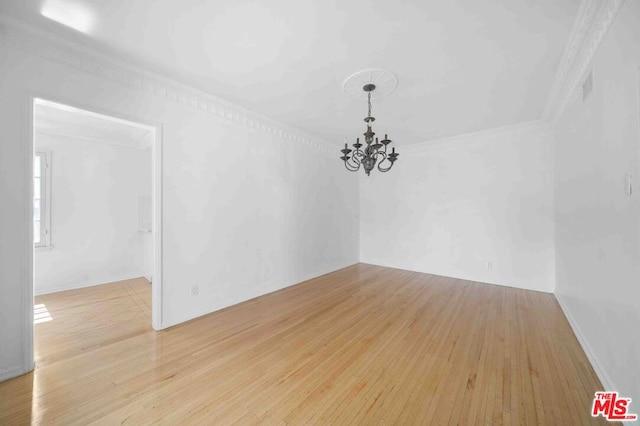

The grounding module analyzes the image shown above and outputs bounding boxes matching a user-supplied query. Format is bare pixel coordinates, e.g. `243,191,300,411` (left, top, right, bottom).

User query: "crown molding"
0,15,335,155
402,120,551,153
542,0,625,123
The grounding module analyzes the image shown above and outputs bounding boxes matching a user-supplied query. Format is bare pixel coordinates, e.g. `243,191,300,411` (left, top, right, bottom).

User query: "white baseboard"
555,293,615,392
162,260,359,329
35,274,148,296
0,364,30,383
358,259,554,294
292,260,358,286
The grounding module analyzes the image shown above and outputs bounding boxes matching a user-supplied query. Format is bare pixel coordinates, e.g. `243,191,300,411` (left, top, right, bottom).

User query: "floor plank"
0,265,610,424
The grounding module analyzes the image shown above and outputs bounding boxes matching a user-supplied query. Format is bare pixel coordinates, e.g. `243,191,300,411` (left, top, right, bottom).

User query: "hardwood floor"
33,277,152,368
0,264,609,425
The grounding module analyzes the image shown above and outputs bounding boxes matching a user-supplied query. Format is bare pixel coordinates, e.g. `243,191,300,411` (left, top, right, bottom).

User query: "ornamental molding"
542,0,625,123
0,15,335,155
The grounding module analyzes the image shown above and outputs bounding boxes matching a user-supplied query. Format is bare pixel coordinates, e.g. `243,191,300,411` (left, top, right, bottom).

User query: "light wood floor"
0,264,609,425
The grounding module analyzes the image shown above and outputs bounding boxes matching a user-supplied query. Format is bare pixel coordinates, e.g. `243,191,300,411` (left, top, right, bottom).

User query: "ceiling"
2,0,580,146
34,99,154,149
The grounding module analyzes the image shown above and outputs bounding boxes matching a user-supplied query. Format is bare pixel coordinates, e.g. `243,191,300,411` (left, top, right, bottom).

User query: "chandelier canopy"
340,83,398,176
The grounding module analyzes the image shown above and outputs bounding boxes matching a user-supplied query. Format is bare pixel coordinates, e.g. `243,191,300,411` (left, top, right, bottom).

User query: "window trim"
34,151,52,248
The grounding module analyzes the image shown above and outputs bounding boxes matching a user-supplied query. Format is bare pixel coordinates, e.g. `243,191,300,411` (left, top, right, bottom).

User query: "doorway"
30,98,162,365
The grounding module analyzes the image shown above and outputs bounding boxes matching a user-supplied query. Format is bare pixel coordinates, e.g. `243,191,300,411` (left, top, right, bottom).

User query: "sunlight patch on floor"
34,303,53,324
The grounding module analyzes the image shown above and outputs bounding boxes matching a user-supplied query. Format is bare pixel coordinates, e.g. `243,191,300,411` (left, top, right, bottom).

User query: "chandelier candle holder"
340,83,398,176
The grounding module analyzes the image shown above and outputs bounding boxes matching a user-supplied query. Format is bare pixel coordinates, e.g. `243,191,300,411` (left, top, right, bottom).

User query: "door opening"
30,98,162,365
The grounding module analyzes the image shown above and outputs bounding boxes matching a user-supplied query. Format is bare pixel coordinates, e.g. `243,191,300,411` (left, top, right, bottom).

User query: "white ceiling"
3,0,580,146
34,99,154,149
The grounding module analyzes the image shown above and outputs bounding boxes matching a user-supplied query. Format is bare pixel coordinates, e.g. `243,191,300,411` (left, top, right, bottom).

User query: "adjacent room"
32,99,156,366
0,0,638,424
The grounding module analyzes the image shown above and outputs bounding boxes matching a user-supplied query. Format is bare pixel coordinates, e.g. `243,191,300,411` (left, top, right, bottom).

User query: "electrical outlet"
190,284,199,296
486,261,493,270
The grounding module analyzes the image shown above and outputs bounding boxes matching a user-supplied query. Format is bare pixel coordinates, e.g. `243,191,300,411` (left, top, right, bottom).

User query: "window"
34,152,51,247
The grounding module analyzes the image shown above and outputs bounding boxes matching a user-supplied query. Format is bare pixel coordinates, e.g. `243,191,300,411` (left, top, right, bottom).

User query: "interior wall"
553,0,640,401
0,22,359,381
359,121,555,292
34,132,152,295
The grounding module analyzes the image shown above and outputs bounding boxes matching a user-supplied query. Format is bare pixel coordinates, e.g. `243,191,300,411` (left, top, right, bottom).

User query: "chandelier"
340,83,398,176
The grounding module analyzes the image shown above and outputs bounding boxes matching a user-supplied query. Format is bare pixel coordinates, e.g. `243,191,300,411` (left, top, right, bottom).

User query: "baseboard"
291,260,358,286
0,364,29,383
162,260,359,329
35,274,148,296
555,293,615,392
358,259,554,293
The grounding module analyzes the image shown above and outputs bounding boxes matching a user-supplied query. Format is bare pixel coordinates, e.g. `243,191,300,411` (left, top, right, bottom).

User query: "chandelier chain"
367,91,372,117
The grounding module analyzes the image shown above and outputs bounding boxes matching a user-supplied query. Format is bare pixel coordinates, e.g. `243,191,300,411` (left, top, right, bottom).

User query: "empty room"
0,0,638,424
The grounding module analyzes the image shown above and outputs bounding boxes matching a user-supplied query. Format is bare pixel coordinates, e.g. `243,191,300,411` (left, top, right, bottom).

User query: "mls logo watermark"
591,392,637,422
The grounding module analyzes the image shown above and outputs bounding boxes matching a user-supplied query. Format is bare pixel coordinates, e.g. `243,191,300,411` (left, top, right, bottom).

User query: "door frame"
23,93,164,371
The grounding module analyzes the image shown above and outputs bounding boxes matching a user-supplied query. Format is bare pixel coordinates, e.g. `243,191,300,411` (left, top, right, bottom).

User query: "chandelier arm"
344,152,362,171
377,150,388,163
377,151,393,173
344,159,360,172
378,162,394,173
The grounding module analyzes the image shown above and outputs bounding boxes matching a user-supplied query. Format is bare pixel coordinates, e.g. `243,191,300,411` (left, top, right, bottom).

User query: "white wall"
34,132,152,295
553,0,640,401
360,121,555,292
0,20,359,381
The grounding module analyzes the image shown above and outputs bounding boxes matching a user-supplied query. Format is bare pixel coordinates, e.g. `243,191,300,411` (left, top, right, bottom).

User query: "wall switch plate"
190,284,199,296
626,172,633,196
486,261,493,270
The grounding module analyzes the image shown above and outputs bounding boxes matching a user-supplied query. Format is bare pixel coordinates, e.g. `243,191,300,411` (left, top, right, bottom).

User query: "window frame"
34,151,52,248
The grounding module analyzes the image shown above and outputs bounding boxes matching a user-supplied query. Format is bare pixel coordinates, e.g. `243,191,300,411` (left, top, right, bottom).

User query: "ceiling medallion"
340,76,399,176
